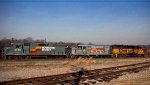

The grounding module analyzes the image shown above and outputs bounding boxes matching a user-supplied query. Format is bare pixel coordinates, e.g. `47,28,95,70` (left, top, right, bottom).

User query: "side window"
78,46,82,49
83,46,86,50
24,43,30,46
16,45,20,48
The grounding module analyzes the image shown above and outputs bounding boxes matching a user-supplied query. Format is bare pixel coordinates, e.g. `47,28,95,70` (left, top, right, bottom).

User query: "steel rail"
0,61,150,85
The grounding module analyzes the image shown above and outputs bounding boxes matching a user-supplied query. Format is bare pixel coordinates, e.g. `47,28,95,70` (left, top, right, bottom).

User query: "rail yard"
1,0,150,84
0,57,150,85
1,42,149,60
0,42,150,85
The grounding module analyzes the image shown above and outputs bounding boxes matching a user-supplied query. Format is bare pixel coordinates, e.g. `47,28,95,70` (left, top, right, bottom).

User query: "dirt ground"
0,57,150,85
96,68,150,85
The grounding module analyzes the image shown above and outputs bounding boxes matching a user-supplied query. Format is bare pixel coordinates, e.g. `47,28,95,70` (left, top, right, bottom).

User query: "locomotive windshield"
38,43,48,46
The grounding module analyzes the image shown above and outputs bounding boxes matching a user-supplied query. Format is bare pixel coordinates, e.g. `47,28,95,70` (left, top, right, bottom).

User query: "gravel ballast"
0,58,150,84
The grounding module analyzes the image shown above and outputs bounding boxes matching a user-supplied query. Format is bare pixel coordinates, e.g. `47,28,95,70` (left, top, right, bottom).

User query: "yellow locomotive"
112,45,144,57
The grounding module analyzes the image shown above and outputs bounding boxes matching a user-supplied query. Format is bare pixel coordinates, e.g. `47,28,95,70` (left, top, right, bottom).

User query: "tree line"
0,37,150,48
0,37,90,47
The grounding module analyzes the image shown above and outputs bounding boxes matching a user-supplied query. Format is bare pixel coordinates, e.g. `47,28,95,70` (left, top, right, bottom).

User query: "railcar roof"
78,44,111,46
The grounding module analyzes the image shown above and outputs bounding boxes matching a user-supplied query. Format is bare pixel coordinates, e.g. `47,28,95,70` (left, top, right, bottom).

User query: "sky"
0,0,150,45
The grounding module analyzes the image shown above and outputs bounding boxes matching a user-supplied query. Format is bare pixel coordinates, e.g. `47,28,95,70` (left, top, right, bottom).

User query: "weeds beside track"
1,61,150,85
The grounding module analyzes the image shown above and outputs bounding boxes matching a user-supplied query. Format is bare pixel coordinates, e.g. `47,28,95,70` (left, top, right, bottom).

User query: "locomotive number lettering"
14,48,22,51
42,47,55,51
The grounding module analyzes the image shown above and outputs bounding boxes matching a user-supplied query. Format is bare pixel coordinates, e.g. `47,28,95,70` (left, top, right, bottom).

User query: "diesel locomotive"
1,42,145,59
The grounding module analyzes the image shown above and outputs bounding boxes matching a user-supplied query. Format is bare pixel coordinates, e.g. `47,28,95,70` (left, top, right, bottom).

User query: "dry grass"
62,57,96,66
0,57,150,82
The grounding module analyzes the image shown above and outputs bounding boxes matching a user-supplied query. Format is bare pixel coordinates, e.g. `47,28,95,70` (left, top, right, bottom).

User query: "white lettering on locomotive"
42,47,55,51
14,48,22,51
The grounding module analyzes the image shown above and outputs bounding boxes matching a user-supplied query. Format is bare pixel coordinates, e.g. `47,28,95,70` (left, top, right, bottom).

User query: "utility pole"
45,38,46,43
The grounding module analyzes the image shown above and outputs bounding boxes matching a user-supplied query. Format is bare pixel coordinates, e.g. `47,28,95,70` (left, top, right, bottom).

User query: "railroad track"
1,61,150,85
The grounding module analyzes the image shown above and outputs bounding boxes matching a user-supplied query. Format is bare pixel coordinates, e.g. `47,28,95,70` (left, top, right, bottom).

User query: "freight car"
2,42,145,59
142,45,150,57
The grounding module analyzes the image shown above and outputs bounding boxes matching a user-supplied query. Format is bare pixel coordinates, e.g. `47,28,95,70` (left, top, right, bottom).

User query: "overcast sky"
0,0,150,45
